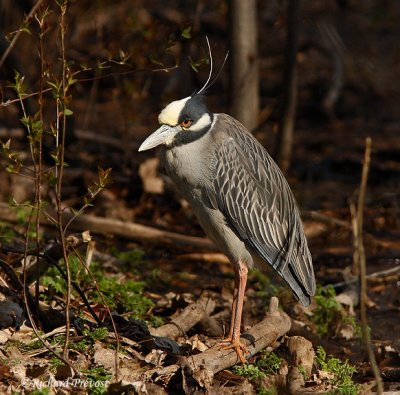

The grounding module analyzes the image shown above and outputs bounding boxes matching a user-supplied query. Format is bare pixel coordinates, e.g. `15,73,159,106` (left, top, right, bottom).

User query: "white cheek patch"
190,113,212,132
158,97,190,126
164,133,176,146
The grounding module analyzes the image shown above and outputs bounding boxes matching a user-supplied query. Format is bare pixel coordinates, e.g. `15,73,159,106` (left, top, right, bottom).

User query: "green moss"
114,248,145,271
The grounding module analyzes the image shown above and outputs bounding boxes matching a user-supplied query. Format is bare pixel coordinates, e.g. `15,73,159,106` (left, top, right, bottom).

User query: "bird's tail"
282,263,314,306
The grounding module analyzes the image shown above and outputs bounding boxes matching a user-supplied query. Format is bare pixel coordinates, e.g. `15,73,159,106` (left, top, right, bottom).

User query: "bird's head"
138,94,213,151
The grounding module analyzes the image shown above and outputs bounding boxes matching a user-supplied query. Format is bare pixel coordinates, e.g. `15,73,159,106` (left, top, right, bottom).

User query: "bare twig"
331,265,400,289
71,244,120,381
0,0,45,70
351,137,383,394
302,210,351,229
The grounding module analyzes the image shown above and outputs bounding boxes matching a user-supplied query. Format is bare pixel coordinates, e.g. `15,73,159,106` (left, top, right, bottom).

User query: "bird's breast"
161,139,216,192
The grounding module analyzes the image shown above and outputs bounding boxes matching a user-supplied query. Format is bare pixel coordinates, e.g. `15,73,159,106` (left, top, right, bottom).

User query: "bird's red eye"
180,119,193,128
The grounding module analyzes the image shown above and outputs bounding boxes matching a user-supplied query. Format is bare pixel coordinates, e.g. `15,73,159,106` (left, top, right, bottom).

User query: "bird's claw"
219,338,248,363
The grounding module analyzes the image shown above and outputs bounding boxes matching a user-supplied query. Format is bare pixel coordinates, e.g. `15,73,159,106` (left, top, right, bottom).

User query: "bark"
144,297,291,386
151,294,216,339
277,0,301,175
0,202,215,251
229,0,259,131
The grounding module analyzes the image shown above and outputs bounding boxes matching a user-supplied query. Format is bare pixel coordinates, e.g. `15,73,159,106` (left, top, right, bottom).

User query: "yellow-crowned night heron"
138,93,315,363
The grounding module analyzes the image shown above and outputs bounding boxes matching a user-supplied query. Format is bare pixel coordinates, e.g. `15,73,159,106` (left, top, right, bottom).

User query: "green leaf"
64,108,73,116
181,26,192,39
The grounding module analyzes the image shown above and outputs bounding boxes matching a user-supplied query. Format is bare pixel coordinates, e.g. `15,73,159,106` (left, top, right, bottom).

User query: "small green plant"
115,248,145,270
49,357,64,372
148,315,165,328
232,350,282,395
311,285,361,338
84,365,111,395
94,274,154,318
257,350,282,375
42,255,154,319
312,285,342,336
70,337,91,353
257,387,278,395
232,363,265,380
250,271,286,308
0,222,17,244
87,327,108,342
298,364,309,381
26,389,50,395
315,346,359,395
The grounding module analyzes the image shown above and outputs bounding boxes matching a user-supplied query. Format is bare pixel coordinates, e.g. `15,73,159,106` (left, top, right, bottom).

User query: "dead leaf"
144,349,166,367
139,157,164,194
93,343,118,372
187,334,208,352
192,364,214,391
0,331,9,344
340,323,355,340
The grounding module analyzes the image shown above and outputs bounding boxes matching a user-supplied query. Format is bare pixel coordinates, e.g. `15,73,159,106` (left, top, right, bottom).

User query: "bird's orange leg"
222,272,239,342
220,261,248,363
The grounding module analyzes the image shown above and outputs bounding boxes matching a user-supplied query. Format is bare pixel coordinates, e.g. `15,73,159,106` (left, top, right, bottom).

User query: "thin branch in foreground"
71,243,120,381
351,137,383,394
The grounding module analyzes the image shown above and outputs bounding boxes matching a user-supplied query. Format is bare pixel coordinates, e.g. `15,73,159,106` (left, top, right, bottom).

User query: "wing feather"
209,115,315,302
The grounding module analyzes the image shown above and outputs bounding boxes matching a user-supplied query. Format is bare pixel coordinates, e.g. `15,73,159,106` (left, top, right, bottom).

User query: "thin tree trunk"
277,0,301,175
229,0,259,131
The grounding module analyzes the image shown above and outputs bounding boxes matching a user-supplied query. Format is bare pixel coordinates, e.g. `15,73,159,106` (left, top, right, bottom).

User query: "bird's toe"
219,338,248,363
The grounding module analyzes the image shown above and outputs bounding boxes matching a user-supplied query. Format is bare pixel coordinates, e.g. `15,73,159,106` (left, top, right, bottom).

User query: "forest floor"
0,1,399,394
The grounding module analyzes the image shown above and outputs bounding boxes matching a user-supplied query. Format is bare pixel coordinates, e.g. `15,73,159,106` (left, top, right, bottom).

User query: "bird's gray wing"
208,117,315,301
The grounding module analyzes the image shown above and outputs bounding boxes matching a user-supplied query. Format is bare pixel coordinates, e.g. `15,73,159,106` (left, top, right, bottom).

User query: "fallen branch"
151,293,216,339
176,252,229,265
0,202,334,257
145,297,291,387
331,265,400,289
302,210,350,229
0,202,215,251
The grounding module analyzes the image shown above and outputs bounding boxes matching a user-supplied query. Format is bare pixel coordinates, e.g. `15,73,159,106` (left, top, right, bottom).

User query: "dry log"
183,297,290,373
285,336,315,394
145,297,291,387
65,212,215,251
151,293,216,339
0,202,215,251
176,253,229,265
0,203,333,258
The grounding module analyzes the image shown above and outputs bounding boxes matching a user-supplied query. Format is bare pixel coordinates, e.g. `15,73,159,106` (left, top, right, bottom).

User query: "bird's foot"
219,338,248,363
